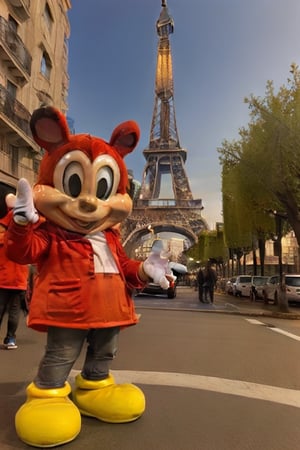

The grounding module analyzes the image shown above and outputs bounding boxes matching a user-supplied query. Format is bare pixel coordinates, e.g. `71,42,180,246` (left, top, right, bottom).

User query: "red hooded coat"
5,220,145,332
0,212,28,290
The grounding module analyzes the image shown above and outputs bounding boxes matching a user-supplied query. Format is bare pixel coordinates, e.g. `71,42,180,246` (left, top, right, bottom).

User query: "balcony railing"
10,0,30,21
0,16,31,77
135,198,204,209
0,83,32,139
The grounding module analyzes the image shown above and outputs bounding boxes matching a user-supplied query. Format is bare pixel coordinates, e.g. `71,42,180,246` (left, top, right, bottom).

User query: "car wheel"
274,291,278,305
167,287,176,299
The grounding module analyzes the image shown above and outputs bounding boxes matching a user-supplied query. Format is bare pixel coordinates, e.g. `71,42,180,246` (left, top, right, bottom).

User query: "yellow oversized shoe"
72,373,145,423
15,382,81,448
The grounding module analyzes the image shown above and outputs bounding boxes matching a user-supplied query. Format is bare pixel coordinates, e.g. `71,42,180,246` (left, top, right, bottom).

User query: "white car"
249,276,269,301
225,277,236,295
262,275,280,304
233,275,252,297
263,274,300,304
285,274,300,304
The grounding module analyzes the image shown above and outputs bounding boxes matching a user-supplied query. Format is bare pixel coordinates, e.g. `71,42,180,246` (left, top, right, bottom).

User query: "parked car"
249,276,269,301
233,275,252,297
225,277,236,295
263,274,300,305
285,274,300,304
262,275,280,304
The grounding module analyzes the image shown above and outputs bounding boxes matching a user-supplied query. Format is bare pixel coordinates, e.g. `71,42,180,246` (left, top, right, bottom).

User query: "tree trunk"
278,283,289,313
287,213,300,249
252,248,257,275
258,238,265,276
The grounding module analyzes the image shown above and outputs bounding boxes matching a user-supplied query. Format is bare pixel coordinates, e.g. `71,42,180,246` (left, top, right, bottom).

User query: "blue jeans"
35,326,120,388
0,289,24,339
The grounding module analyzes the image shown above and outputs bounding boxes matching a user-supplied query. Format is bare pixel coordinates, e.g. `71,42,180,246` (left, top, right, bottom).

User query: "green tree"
220,141,254,275
244,63,300,245
218,63,300,312
186,227,228,276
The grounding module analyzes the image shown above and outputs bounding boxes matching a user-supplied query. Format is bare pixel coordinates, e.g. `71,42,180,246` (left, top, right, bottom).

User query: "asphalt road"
1,287,300,450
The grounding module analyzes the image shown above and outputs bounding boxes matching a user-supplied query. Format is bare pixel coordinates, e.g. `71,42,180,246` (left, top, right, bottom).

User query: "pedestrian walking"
202,261,217,303
0,211,29,349
197,267,204,302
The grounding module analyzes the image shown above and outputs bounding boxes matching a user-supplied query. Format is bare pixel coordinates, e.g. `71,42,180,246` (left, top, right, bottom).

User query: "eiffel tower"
122,0,208,257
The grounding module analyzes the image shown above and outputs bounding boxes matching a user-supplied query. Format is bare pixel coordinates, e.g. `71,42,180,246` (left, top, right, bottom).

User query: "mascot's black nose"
79,198,97,213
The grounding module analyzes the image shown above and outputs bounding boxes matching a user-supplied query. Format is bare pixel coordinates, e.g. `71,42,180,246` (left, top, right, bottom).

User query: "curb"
135,304,300,320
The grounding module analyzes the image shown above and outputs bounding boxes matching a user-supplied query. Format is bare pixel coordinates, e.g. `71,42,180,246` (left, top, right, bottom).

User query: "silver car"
263,274,300,304
249,276,269,301
262,275,279,304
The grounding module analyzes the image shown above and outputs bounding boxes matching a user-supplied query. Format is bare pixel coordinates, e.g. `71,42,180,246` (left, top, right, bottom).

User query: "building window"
40,51,52,80
10,145,18,176
43,3,53,33
33,158,40,174
8,15,18,33
7,80,17,100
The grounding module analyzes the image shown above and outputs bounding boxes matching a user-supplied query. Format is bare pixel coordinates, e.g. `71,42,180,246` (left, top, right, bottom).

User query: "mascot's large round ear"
109,120,140,158
30,106,70,152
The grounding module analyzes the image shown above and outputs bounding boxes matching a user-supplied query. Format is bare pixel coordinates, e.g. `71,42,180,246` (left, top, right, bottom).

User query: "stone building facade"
0,0,71,215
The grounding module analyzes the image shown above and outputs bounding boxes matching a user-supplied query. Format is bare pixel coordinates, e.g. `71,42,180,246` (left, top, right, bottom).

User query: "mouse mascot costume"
5,106,173,448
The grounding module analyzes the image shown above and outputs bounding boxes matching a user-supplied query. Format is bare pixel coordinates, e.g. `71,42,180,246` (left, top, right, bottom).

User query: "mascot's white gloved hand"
6,178,39,225
143,240,174,289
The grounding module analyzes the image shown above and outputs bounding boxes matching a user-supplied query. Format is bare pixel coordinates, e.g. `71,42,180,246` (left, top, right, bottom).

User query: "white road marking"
268,327,300,342
245,319,265,325
69,369,300,409
245,318,300,341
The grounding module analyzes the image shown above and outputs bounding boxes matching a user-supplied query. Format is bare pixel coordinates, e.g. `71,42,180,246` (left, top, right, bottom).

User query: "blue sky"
67,0,300,229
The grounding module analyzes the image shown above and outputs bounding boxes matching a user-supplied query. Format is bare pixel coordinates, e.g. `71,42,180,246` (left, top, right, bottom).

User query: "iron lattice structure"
122,0,208,257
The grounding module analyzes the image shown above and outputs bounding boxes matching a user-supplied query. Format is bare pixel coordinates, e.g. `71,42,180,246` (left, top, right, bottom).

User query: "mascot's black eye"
96,166,114,200
63,162,84,198
67,174,81,197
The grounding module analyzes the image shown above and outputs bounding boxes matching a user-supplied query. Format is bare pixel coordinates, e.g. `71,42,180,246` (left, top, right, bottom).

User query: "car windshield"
239,276,251,283
268,276,279,284
253,277,268,285
285,276,300,287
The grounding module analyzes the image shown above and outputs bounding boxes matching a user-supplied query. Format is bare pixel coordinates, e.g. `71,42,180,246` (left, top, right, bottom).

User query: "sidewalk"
134,286,300,320
213,291,300,319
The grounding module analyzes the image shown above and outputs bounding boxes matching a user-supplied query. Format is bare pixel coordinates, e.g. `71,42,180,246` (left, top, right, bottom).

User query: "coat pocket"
47,278,84,320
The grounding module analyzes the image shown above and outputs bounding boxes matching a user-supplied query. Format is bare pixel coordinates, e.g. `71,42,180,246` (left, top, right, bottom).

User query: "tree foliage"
186,228,228,271
219,63,300,251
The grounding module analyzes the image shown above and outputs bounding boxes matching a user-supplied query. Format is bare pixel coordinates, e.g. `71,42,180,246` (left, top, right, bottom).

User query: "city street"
1,287,300,449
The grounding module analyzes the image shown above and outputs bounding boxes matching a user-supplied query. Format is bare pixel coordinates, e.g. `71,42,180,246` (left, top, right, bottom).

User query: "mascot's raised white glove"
6,178,39,225
142,240,175,289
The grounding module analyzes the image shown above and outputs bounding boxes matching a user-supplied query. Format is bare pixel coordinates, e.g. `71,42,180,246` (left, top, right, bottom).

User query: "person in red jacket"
0,210,28,349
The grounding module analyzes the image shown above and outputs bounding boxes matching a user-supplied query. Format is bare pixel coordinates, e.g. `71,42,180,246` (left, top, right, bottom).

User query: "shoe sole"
78,406,142,423
1,344,18,349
